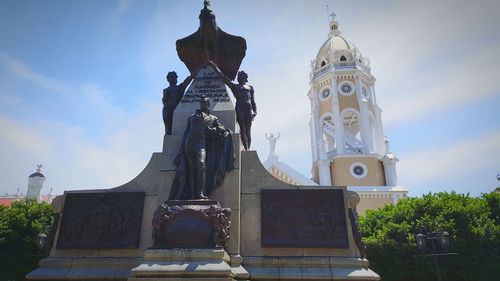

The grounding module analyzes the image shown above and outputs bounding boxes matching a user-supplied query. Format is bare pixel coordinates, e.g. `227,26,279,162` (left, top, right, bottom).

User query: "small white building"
0,165,55,206
26,164,46,201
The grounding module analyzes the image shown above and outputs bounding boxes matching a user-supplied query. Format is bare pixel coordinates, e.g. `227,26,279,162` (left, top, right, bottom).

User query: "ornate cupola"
26,164,46,201
328,12,341,37
308,13,400,194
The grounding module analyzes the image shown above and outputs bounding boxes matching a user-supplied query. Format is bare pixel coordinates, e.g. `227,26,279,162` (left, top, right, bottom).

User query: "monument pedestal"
128,249,237,281
243,256,378,281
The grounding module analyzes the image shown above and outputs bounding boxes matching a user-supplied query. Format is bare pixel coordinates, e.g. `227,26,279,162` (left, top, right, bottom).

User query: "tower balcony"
311,60,371,79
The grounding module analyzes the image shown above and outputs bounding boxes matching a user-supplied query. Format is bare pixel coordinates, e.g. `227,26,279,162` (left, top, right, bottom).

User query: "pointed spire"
328,11,341,37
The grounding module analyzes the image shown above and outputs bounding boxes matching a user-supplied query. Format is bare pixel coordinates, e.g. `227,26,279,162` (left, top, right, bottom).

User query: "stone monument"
27,2,379,280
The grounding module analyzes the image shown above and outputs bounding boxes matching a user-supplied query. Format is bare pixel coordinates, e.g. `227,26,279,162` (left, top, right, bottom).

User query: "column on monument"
383,157,398,186
331,75,344,155
355,76,373,154
373,106,385,155
318,159,332,186
371,84,378,105
312,86,324,158
309,89,319,162
369,84,385,155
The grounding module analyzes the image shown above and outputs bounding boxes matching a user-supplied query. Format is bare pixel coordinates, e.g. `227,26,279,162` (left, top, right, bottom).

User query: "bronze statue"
169,95,235,200
176,1,246,81
209,61,256,150
162,67,202,135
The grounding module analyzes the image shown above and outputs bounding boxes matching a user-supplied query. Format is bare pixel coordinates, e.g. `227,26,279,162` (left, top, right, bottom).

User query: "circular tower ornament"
320,88,331,100
338,81,355,96
350,162,368,179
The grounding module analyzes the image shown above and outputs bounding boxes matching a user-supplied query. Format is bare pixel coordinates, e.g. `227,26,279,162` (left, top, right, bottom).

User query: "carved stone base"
128,249,238,281
243,256,379,281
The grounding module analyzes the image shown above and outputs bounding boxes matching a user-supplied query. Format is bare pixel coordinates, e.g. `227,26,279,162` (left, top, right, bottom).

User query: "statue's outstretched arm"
179,64,203,93
207,61,235,92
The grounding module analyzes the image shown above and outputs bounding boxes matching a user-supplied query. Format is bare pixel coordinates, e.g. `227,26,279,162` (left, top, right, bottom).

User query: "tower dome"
311,14,370,78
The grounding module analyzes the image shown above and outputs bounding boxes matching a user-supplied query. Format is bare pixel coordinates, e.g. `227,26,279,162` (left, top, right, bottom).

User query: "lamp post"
415,227,457,281
36,233,48,255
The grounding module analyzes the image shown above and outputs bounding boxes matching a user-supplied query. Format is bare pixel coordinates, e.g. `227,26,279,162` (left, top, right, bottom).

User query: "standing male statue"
209,61,257,150
162,67,202,135
265,133,280,156
169,95,235,200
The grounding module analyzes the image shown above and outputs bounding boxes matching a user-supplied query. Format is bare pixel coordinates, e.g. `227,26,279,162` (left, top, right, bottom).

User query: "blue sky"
1,0,499,197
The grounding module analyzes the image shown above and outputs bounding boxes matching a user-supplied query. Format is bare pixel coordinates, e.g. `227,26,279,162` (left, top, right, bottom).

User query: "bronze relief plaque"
56,191,145,249
261,189,348,248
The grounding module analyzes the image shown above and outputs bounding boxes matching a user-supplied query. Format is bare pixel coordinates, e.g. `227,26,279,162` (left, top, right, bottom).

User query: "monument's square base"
243,256,379,281
128,248,244,281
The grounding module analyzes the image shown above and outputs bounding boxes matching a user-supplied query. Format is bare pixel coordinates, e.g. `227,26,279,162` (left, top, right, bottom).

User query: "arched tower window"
341,109,363,154
320,113,336,152
321,61,326,67
340,55,347,61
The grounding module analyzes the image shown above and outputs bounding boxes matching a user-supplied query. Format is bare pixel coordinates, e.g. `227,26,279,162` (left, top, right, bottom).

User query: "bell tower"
308,14,401,196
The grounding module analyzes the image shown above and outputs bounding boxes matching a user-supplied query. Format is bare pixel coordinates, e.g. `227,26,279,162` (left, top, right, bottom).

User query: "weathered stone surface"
26,257,142,281
112,153,165,196
129,249,235,280
242,256,378,281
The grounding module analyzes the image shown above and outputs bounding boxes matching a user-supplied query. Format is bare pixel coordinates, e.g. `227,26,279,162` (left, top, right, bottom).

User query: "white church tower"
308,14,407,212
26,164,46,201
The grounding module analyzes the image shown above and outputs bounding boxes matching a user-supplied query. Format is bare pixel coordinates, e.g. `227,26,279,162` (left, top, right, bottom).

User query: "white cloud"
246,0,500,176
382,42,500,124
342,0,500,124
0,106,162,195
0,115,52,156
0,52,67,94
0,53,162,195
398,130,500,195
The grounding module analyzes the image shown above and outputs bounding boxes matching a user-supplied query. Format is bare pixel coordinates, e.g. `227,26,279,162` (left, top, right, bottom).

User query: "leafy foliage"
359,192,500,281
0,199,55,281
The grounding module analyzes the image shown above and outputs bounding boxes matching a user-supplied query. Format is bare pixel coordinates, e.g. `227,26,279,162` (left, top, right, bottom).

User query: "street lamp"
36,233,48,255
415,227,456,281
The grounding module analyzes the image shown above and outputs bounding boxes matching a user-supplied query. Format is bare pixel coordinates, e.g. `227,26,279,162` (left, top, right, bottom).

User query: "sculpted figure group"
162,61,257,151
162,0,258,201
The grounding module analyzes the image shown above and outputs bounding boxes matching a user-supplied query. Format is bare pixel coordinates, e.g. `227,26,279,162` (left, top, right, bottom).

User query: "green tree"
359,192,500,281
0,199,55,281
